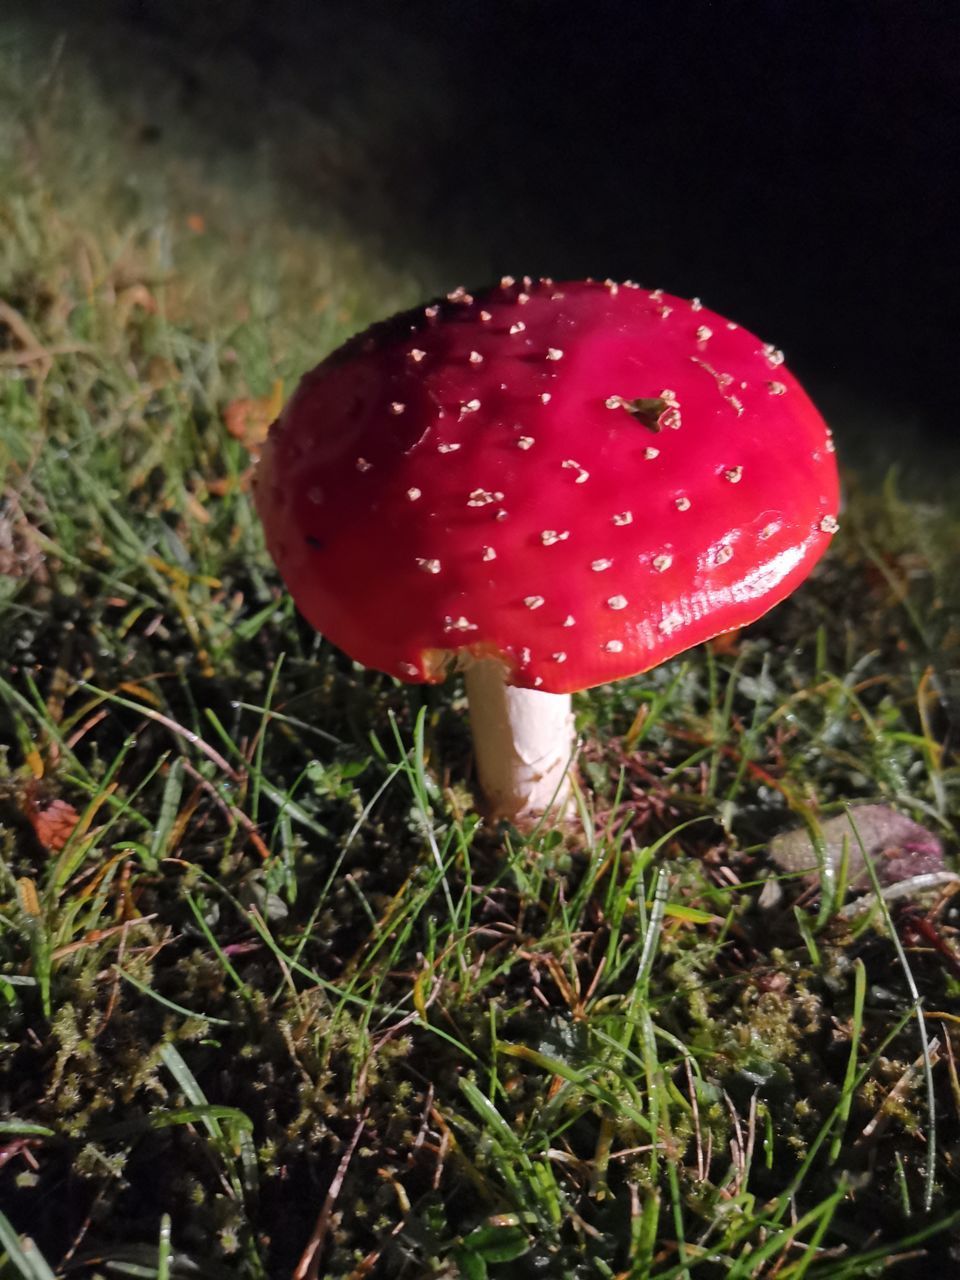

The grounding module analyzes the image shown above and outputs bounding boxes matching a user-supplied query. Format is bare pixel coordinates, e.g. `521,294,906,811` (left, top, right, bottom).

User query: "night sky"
23,0,960,478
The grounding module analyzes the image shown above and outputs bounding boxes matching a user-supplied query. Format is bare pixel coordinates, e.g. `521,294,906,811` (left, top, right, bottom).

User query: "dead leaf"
207,468,254,497
147,355,178,388
28,798,81,852
116,283,158,315
707,628,742,656
769,804,944,887
223,379,284,454
0,493,49,585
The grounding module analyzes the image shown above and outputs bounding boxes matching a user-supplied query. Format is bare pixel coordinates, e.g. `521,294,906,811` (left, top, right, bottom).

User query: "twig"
50,914,157,962
81,684,240,780
837,872,960,919
860,1039,941,1142
942,1024,960,1120
0,299,45,353
685,1057,705,1181
293,1115,366,1280
180,759,270,859
409,1083,435,1163
0,342,93,366
723,1089,746,1196
850,810,943,1212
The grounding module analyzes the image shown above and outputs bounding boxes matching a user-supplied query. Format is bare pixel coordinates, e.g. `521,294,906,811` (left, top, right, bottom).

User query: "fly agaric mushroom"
254,279,839,822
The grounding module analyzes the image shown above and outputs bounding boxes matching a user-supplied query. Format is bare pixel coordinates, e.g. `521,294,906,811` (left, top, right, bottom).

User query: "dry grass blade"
293,1115,367,1280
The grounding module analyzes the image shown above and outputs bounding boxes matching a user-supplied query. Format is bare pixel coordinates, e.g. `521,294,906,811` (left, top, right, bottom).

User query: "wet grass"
1,30,960,1280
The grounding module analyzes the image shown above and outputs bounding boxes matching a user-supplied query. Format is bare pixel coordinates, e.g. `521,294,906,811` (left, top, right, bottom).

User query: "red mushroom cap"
255,279,839,693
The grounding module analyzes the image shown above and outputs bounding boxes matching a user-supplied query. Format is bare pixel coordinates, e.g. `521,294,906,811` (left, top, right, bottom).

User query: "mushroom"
254,279,839,823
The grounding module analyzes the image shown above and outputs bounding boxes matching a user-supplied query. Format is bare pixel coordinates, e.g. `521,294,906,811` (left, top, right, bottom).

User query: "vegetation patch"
1,33,959,1280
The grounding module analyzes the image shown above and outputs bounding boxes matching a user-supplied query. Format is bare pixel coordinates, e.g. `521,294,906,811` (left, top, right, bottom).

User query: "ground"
1,17,959,1280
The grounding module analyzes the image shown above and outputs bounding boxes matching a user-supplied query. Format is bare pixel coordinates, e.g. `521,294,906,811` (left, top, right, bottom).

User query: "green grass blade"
0,1212,57,1280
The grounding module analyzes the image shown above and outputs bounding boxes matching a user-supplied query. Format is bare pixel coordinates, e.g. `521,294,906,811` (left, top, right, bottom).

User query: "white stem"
464,658,576,823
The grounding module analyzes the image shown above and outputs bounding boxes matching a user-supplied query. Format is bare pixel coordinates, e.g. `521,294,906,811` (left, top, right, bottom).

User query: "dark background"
12,0,960,482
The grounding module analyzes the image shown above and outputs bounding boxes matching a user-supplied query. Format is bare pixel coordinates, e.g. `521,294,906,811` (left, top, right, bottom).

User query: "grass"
1,28,960,1280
